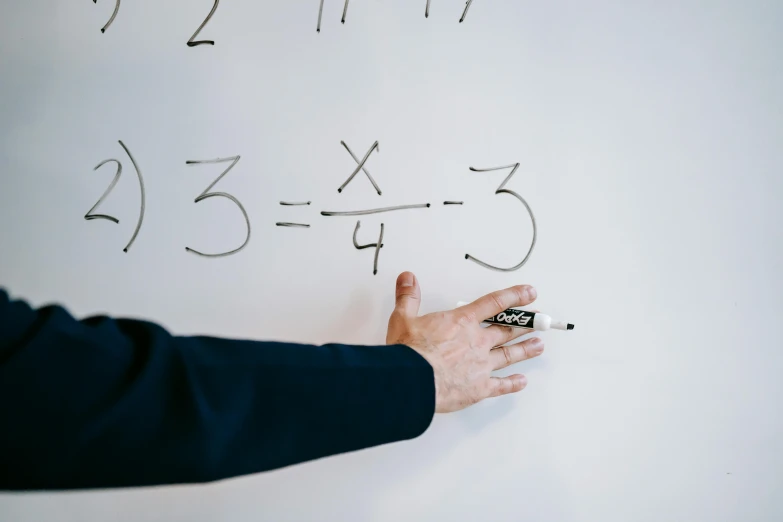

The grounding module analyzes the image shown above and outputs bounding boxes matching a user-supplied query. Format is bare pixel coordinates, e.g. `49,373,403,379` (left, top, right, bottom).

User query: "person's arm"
0,288,435,491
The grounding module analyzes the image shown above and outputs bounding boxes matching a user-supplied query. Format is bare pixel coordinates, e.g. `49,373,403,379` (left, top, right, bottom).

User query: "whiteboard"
1,1,782,521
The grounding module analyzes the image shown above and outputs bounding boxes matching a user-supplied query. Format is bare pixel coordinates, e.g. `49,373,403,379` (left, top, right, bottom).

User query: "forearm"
0,290,435,490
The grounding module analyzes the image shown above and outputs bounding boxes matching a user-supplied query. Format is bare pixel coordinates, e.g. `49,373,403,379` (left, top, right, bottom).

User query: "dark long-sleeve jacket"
0,289,435,490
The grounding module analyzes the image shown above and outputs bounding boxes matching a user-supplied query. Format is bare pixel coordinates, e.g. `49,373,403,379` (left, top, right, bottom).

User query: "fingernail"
531,338,544,355
398,272,415,288
527,286,537,299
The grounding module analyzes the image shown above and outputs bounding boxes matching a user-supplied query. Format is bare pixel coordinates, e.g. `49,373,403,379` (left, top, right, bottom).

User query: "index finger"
460,285,537,321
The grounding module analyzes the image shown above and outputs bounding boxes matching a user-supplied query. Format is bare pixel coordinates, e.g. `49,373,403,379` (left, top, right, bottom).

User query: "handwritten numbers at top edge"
94,0,122,33
188,0,220,46
425,0,476,21
317,0,351,32
459,0,475,23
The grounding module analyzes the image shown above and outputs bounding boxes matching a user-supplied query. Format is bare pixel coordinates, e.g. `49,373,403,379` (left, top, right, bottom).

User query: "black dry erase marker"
456,302,574,332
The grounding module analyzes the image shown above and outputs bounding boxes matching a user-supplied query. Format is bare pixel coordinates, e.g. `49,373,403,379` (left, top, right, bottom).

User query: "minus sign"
443,201,464,205
276,222,311,228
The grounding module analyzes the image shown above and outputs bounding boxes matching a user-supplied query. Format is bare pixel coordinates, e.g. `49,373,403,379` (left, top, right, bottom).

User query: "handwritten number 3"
188,0,220,47
185,156,251,258
465,163,537,272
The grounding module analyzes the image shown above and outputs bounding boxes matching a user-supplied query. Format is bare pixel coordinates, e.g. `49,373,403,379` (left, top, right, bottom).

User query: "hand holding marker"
456,302,574,332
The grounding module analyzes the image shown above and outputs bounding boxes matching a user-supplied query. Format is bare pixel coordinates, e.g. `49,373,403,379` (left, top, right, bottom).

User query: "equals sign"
276,201,311,228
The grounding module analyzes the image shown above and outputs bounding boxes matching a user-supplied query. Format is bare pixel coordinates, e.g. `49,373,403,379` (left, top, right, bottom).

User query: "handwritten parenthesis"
118,140,146,253
464,163,538,272
94,0,121,34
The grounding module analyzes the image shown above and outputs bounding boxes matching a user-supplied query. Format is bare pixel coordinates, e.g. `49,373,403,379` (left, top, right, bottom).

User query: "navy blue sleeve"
0,289,435,491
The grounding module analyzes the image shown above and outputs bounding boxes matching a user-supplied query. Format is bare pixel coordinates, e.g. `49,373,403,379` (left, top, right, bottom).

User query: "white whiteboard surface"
1,1,782,521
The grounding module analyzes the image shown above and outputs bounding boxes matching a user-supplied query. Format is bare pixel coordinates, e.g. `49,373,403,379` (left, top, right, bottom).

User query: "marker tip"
567,324,574,330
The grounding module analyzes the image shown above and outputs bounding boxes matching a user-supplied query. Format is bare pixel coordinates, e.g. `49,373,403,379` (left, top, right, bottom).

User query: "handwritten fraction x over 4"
91,0,480,39
82,140,537,275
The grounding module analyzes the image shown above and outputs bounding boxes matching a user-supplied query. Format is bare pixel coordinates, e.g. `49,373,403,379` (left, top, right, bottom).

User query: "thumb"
394,271,421,318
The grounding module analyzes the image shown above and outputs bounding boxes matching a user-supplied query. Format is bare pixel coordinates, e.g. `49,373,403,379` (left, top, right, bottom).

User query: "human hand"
386,271,544,413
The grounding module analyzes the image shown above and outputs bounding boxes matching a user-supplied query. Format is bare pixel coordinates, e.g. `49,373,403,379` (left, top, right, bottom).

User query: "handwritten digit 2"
84,141,146,253
185,156,250,258
465,163,537,272
188,0,220,47
85,159,122,224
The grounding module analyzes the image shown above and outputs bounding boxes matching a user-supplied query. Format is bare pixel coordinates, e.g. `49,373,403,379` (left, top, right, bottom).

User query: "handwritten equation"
91,0,481,39
84,140,537,274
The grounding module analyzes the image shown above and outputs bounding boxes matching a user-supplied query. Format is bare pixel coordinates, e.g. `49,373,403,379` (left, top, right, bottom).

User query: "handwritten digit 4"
352,221,385,275
188,0,220,47
465,163,537,272
353,220,384,250
94,0,121,33
185,155,251,258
